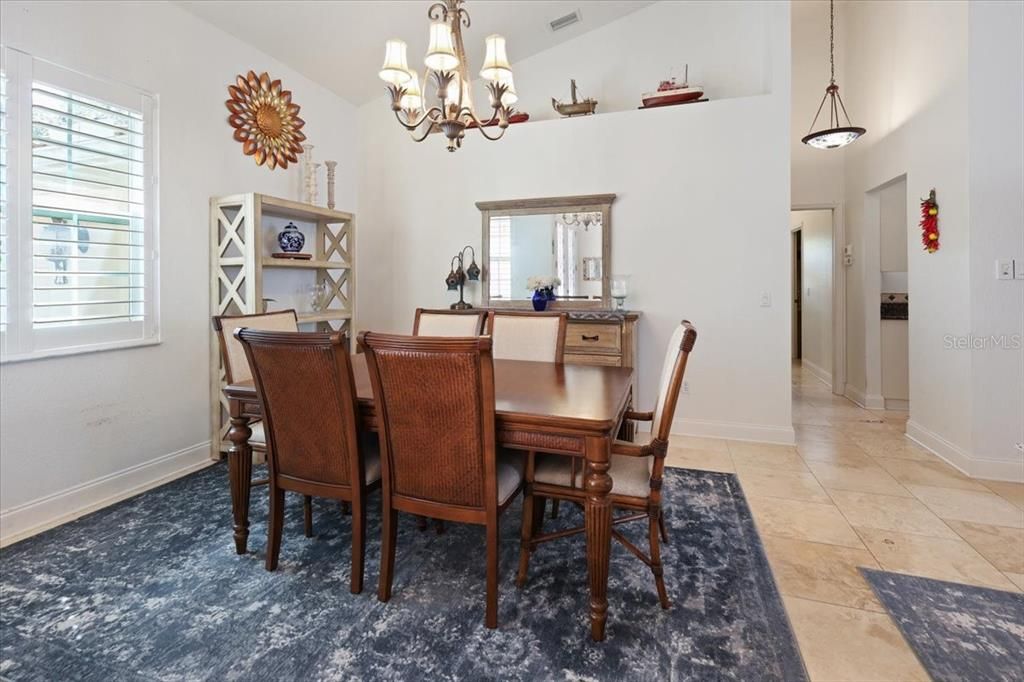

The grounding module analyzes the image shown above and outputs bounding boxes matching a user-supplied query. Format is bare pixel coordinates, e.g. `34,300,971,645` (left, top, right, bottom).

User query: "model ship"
641,65,705,108
552,79,597,117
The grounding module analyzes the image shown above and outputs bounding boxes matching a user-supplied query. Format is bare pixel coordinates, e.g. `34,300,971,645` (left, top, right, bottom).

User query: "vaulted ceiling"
178,1,652,105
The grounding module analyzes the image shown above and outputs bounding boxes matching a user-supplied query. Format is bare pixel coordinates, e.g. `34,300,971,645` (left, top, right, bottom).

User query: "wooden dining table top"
228,354,636,434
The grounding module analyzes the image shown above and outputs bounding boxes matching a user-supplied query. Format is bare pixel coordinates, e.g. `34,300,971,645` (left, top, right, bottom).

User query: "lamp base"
450,301,473,310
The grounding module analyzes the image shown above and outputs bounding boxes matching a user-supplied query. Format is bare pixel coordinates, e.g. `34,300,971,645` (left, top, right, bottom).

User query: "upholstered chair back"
488,311,567,363
359,333,498,512
651,320,699,441
413,308,488,336
212,310,298,384
235,329,363,490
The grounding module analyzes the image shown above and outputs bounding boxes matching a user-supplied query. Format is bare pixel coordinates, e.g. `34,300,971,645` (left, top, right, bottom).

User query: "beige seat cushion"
491,315,561,362
417,313,482,337
533,453,652,499
497,450,525,505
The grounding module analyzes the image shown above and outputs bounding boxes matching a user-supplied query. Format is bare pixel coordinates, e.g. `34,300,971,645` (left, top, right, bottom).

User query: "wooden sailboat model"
552,79,597,117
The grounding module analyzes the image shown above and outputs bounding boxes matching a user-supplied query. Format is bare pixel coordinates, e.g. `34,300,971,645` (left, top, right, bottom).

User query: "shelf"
257,194,353,223
297,311,352,324
261,258,350,269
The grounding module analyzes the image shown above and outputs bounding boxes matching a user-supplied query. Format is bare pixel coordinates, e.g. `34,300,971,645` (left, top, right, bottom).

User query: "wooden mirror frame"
476,194,616,309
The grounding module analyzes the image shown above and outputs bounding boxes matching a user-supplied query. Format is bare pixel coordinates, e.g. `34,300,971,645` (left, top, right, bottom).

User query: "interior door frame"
792,202,846,397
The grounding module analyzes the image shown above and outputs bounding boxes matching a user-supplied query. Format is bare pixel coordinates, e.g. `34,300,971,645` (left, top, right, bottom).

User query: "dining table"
223,355,634,641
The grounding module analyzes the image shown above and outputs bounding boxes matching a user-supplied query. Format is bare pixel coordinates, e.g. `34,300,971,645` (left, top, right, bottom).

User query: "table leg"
584,434,613,641
227,411,253,555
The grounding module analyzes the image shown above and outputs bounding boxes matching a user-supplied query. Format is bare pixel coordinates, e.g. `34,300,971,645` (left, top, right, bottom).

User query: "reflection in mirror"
488,212,604,302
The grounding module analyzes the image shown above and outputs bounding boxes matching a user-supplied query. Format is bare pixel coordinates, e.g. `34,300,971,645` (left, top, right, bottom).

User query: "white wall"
0,0,359,543
357,1,794,444
791,0,844,207
967,1,1024,477
793,209,832,384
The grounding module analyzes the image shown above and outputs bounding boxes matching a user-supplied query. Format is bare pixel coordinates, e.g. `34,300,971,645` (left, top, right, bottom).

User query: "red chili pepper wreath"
920,188,939,253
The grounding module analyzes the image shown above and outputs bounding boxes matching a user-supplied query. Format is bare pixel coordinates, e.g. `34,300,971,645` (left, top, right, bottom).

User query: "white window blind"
488,217,512,300
1,49,158,361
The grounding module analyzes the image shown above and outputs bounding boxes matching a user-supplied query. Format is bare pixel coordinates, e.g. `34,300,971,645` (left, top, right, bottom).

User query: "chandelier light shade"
378,0,518,152
425,22,459,71
480,34,512,81
802,0,865,150
379,40,412,85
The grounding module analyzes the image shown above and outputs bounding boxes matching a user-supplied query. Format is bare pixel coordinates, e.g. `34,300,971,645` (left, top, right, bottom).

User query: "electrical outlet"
682,380,690,394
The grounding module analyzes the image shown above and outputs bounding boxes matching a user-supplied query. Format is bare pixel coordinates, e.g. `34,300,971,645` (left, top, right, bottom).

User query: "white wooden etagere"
209,192,355,457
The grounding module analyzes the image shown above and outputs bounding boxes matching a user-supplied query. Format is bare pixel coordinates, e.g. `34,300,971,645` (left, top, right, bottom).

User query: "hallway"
664,362,1024,680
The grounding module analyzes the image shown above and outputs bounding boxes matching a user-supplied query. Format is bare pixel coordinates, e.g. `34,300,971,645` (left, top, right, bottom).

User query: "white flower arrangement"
526,275,561,292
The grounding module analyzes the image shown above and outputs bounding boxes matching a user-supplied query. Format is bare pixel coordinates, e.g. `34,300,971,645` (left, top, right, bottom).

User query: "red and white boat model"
641,65,704,108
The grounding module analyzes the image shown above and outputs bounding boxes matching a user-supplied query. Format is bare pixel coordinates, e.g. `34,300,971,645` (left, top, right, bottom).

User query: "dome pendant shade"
802,0,865,150
802,83,866,149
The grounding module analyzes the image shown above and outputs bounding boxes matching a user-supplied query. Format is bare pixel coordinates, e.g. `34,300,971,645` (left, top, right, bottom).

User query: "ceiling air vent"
549,10,581,32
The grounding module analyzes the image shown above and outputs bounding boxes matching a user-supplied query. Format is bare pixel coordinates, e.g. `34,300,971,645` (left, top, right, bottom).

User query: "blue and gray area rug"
863,568,1024,682
1,463,805,681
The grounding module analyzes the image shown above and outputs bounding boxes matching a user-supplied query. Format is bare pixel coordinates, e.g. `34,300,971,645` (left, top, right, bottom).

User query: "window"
488,216,512,300
1,49,158,361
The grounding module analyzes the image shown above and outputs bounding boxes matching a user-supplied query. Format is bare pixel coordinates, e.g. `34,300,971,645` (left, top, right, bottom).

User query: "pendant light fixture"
802,0,865,149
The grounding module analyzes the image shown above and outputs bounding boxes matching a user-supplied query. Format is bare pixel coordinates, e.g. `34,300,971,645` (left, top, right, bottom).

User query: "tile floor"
664,363,1024,681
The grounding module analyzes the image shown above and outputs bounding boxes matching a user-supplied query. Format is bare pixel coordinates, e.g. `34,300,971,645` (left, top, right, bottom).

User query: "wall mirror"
477,194,615,309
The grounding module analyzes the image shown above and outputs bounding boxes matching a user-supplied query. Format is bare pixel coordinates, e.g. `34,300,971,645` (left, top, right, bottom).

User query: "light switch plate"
760,291,772,307
996,259,1014,280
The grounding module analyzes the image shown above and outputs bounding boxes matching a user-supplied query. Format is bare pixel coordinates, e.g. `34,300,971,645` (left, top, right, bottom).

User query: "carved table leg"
227,410,253,555
584,434,613,641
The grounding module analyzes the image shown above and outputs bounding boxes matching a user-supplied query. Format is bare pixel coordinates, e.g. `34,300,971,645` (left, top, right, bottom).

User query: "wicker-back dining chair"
235,329,381,593
358,332,524,628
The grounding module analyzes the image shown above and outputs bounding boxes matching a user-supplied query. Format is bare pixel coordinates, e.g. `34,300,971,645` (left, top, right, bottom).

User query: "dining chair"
413,308,488,336
358,332,524,628
235,328,382,593
212,310,320,533
487,310,568,363
515,319,698,609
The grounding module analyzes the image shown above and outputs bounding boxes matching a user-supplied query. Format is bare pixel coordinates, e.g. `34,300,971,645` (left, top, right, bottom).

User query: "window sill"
1,337,162,365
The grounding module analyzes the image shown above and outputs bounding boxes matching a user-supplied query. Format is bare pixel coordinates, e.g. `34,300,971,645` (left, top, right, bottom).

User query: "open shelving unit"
209,192,355,457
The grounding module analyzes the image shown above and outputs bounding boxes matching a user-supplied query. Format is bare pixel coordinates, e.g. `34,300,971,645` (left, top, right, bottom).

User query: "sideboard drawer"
565,352,623,367
566,321,621,353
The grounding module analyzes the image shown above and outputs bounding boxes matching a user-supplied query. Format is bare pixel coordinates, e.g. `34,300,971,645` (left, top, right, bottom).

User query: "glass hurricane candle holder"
610,274,630,310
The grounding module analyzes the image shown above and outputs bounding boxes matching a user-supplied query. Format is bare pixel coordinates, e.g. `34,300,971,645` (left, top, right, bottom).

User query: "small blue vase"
532,290,548,311
277,222,305,253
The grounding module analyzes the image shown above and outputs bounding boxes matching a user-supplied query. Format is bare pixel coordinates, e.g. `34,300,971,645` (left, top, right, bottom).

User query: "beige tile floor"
664,362,1024,681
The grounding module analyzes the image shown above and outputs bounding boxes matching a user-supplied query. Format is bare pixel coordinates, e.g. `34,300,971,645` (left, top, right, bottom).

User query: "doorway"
792,228,803,360
790,208,835,388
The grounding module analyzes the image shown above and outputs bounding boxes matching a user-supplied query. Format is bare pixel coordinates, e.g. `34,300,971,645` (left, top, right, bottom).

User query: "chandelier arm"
427,1,449,21
393,106,443,131
409,120,437,143
459,106,509,140
473,122,507,142
807,89,830,134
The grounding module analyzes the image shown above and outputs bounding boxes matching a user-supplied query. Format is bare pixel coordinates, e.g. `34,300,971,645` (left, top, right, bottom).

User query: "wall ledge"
0,442,214,547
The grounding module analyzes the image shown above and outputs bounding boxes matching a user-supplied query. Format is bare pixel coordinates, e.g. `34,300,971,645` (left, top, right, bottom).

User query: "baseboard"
843,385,886,410
905,421,1023,483
666,417,796,446
801,359,832,388
0,441,214,547
884,398,909,411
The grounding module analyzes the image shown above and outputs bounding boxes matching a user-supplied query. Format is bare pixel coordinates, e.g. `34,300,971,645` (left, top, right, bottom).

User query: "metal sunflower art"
225,71,306,169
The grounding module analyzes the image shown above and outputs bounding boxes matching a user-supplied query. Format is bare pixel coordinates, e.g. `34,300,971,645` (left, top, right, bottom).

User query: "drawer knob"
582,334,600,341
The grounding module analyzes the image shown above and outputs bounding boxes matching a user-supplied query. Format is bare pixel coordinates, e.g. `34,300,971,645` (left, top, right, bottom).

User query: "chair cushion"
497,450,526,505
248,420,266,447
533,453,652,499
417,313,483,336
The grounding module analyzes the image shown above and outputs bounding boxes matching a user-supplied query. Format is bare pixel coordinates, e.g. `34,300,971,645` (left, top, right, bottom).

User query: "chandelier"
559,212,602,231
802,0,865,149
378,0,517,152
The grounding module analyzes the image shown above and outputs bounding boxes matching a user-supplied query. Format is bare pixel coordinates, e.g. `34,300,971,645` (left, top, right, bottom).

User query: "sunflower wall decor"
225,71,306,169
